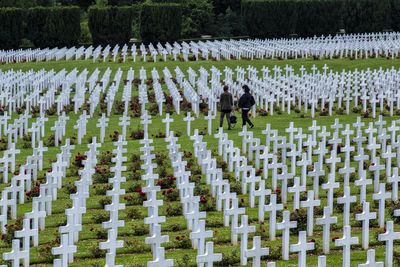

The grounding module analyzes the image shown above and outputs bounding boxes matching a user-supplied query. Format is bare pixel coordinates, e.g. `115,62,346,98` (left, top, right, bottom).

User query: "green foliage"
26,6,81,47
242,0,393,38
0,0,53,7
296,0,344,36
343,0,392,33
140,3,182,43
213,0,241,15
242,0,297,38
88,6,134,45
181,0,214,38
0,8,24,49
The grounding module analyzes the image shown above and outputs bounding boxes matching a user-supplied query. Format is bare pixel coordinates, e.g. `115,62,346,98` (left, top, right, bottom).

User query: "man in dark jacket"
238,85,255,128
219,85,234,130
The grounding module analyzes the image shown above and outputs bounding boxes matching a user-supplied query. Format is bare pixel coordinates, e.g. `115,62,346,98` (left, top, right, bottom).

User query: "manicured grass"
0,57,399,266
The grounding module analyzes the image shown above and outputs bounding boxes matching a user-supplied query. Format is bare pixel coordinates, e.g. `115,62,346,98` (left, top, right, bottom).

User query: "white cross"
52,233,77,266
276,210,297,260
162,113,174,138
316,206,337,254
300,190,320,236
197,242,222,267
355,201,376,250
183,112,195,136
290,231,314,267
358,249,384,267
147,247,173,267
3,239,29,267
245,236,269,267
378,220,400,267
335,225,359,267
233,215,256,265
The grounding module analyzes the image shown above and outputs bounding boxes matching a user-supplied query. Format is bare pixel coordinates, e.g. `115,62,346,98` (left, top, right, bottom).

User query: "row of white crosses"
212,115,400,266
165,131,222,267
186,128,274,267
140,135,173,266
2,138,73,267
3,32,400,64
99,136,126,267
52,138,98,267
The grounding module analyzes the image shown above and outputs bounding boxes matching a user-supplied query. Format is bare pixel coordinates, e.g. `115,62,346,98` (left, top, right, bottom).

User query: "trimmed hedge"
242,0,297,38
140,3,182,43
26,6,81,48
0,8,24,49
213,0,241,15
88,6,134,45
242,0,394,38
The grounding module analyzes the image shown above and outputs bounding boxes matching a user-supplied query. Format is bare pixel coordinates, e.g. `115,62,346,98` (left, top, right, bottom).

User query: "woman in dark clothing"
238,85,255,128
219,85,234,130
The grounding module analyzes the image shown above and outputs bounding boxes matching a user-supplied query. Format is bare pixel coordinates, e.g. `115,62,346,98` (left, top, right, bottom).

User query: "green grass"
0,56,399,266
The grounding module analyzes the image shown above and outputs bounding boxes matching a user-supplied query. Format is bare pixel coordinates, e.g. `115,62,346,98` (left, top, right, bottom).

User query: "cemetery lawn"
1,57,400,266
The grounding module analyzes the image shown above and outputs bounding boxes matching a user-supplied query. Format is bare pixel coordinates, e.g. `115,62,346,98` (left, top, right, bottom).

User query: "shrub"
88,6,134,45
140,3,182,43
0,8,24,49
26,6,81,48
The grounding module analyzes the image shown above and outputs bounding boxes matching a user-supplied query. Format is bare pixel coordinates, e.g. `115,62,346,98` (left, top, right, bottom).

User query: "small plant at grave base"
93,165,112,184
290,209,307,234
217,159,228,171
194,185,209,196
155,152,167,165
394,249,400,266
1,217,23,244
44,134,59,147
362,110,370,118
109,131,120,142
22,133,31,142
91,229,107,239
94,184,113,195
352,106,361,113
154,131,166,139
176,254,193,267
190,174,202,184
200,195,216,212
169,223,184,232
268,244,283,260
390,201,400,223
127,181,143,193
38,236,59,263
0,138,7,151
319,109,328,116
91,211,109,224
215,250,240,266
230,181,242,195
126,207,143,220
98,150,113,165
173,234,192,249
165,203,182,216
130,128,144,140
90,245,106,258
64,182,77,195
46,104,57,116
98,197,112,208
162,188,179,202
25,182,40,201
124,191,146,205
73,153,87,168
113,100,125,115
257,108,268,116
132,224,149,236
157,175,176,189
125,239,150,253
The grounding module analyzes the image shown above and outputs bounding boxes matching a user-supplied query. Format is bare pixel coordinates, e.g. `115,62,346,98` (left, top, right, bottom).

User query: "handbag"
230,112,237,125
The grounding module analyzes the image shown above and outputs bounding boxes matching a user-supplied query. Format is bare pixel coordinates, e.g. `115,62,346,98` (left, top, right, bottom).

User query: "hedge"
26,6,81,48
242,0,394,38
242,0,297,38
213,0,241,15
0,8,24,49
140,3,182,43
88,6,134,45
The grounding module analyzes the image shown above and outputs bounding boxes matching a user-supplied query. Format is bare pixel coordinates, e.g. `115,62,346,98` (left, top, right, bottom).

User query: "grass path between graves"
0,57,399,266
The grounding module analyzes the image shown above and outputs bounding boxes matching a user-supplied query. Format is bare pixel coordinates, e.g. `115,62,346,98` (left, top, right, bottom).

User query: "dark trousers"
220,111,232,129
242,109,254,127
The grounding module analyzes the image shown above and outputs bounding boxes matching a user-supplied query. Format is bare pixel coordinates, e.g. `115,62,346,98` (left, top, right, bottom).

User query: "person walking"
238,85,255,128
219,85,234,130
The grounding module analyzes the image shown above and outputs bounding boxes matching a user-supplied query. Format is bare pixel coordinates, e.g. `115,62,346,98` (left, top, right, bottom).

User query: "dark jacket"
238,92,255,110
220,92,233,112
